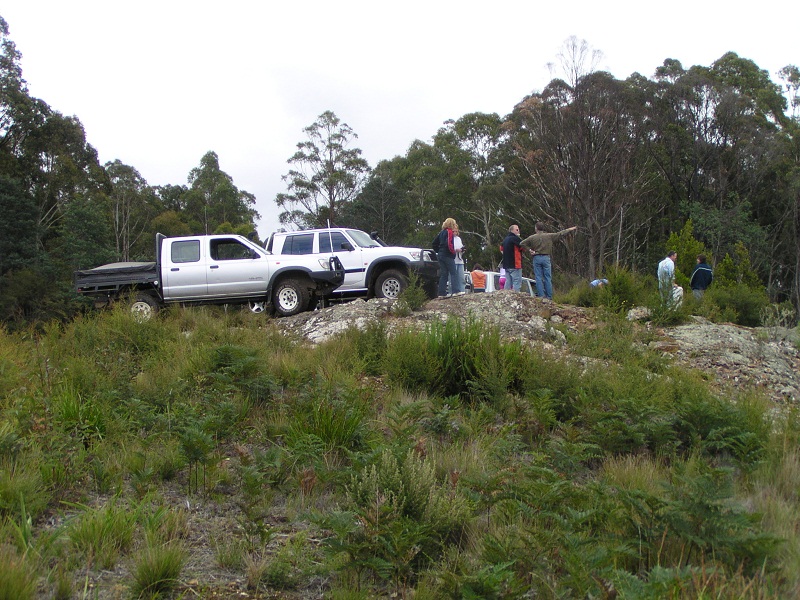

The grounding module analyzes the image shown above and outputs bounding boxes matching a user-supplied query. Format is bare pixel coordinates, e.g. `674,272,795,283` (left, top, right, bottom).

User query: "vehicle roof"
273,227,359,234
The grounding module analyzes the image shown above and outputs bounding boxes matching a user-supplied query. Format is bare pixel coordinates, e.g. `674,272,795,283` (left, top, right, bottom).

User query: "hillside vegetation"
2,300,800,599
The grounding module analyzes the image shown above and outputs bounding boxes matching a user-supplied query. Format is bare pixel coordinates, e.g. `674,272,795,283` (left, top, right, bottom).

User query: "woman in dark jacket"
432,217,459,298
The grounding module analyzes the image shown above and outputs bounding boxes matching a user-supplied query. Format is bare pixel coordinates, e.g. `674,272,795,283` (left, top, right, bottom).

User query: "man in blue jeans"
521,222,578,299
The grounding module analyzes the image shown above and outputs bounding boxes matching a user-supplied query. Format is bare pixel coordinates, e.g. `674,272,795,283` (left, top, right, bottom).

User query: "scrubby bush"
701,283,769,327
318,448,472,589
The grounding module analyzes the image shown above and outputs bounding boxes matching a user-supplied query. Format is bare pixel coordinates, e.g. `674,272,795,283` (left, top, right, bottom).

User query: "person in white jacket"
452,226,466,295
657,251,683,307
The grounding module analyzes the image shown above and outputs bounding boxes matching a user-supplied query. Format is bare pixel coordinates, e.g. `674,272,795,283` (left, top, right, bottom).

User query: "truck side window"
171,240,200,263
283,234,314,255
319,232,349,254
210,239,253,260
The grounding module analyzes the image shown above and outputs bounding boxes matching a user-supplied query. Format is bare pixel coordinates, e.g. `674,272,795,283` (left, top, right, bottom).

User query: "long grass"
0,546,36,600
129,541,187,599
0,305,797,597
66,500,138,570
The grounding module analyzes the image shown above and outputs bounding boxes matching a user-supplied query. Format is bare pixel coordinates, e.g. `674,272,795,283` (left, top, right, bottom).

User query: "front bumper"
409,255,440,297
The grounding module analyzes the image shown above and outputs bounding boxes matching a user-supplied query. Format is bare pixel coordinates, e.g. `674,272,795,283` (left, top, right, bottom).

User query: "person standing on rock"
452,225,466,296
501,224,524,291
690,254,713,299
658,250,683,307
520,222,578,300
432,217,459,298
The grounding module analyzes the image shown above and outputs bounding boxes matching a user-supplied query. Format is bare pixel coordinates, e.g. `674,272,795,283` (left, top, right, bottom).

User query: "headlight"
318,259,332,270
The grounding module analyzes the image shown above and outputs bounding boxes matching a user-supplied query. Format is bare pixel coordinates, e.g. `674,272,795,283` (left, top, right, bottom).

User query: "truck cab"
265,228,438,299
161,235,271,300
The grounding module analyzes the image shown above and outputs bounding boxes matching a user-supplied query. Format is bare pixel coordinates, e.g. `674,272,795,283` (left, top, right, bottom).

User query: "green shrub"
671,380,770,467
701,283,769,326
318,448,472,587
284,378,371,459
648,291,691,326
51,385,106,447
657,459,780,574
350,320,389,376
397,271,429,312
760,301,797,330
390,317,525,403
665,219,708,280
257,532,316,590
714,242,762,289
383,329,438,392
569,266,649,313
567,309,660,366
0,328,31,404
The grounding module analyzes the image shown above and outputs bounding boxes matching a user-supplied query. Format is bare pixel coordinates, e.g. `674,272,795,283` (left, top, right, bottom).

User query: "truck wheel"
375,269,408,299
273,278,309,317
131,293,159,322
248,301,268,314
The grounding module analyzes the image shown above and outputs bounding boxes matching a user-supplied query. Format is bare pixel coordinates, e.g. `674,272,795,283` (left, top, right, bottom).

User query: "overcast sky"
3,1,797,237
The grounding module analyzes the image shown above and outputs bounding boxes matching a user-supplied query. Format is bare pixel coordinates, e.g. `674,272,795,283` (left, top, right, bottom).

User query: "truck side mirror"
340,242,354,251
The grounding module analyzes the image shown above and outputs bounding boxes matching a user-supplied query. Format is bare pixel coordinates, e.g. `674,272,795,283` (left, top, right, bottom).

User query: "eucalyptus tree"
184,151,259,234
339,159,408,243
275,111,370,229
106,160,161,261
1,18,106,255
432,113,509,256
0,175,36,275
504,71,655,278
21,111,107,253
779,65,800,121
155,183,189,213
0,15,40,169
648,54,786,280
773,65,800,308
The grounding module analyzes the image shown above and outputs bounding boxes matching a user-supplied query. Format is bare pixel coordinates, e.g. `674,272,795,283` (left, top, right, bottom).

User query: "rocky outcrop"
275,292,800,406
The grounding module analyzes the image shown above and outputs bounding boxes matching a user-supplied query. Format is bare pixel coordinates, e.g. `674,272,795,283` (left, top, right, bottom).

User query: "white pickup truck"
75,233,344,318
265,228,439,300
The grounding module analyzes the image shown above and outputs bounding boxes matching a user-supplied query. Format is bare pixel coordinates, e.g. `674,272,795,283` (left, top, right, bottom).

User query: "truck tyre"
130,292,159,322
248,301,268,314
375,269,408,299
273,278,309,317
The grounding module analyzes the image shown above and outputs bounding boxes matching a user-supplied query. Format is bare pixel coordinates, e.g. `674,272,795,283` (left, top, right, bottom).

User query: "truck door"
206,237,268,297
318,231,365,292
161,239,208,299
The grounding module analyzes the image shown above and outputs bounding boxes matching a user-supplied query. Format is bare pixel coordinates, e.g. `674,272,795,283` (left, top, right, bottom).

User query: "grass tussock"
0,306,797,597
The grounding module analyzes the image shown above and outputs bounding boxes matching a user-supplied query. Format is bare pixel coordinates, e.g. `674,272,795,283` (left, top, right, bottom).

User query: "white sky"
3,1,797,238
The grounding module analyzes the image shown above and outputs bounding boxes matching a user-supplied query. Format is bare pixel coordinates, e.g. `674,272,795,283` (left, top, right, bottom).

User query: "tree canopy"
276,111,371,229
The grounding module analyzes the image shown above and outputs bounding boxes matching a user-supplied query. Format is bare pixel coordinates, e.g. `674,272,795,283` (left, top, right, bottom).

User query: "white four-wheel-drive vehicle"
265,228,439,300
75,233,344,319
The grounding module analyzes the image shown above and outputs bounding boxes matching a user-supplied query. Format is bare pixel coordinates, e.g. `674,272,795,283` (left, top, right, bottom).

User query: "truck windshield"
347,229,381,248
